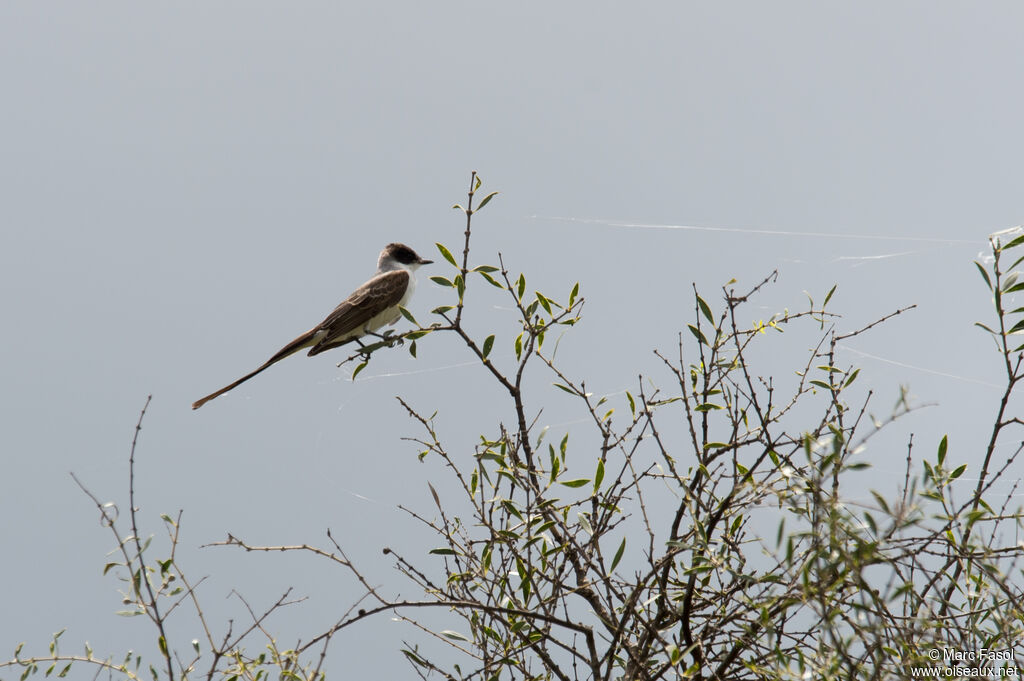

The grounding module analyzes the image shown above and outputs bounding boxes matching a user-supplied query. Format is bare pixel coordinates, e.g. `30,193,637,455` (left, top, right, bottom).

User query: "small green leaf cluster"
974,229,1024,352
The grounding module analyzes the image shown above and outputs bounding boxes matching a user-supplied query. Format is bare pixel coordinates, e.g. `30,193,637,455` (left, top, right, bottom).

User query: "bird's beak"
419,259,434,265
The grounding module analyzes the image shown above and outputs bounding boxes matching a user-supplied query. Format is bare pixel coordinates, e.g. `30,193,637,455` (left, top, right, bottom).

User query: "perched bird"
192,242,432,409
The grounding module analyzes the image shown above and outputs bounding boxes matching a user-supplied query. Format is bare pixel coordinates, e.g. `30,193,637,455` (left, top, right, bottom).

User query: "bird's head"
379,243,433,272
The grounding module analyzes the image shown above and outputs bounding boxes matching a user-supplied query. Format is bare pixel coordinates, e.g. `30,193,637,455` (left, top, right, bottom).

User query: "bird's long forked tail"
191,328,318,409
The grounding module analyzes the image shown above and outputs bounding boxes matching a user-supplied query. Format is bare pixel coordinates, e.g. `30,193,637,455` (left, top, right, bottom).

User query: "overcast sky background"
3,3,1023,678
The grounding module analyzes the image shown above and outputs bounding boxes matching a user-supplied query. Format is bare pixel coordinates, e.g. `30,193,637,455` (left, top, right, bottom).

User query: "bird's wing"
308,269,410,354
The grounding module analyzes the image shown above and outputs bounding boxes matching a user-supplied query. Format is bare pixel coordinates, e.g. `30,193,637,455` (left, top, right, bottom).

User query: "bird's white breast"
366,269,416,333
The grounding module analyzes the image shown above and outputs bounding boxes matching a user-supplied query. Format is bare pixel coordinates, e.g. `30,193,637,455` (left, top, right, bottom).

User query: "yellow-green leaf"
560,478,590,488
435,242,458,267
477,191,499,210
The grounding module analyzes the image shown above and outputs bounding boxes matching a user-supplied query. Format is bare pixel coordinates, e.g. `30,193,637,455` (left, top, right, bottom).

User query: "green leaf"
479,271,505,288
430,276,454,288
480,543,493,573
696,294,714,325
809,379,832,390
429,548,458,555
863,512,877,535
553,382,576,395
626,391,636,416
441,630,470,642
844,368,860,387
688,324,708,346
514,333,523,360
1008,318,1024,335
352,361,368,380
472,264,498,273
937,435,948,464
476,191,499,210
1003,233,1024,251
1004,282,1024,294
609,537,626,573
516,274,526,300
454,274,465,299
452,203,465,212
502,499,524,521
408,340,417,357
549,447,560,483
398,305,417,325
514,556,527,582
529,514,554,532
974,261,993,291
569,282,580,307
594,459,605,492
950,463,967,480
481,334,495,358
694,403,723,412
560,478,591,488
823,284,837,307
535,292,553,315
435,242,458,267
432,305,454,315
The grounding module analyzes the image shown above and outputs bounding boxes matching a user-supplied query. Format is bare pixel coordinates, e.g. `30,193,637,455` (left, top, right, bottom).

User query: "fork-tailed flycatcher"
192,242,432,410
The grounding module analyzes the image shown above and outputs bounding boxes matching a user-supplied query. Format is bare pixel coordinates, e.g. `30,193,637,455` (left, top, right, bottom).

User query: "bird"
192,242,433,410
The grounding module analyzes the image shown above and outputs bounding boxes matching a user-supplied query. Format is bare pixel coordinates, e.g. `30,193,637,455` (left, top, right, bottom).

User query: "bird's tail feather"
191,327,318,410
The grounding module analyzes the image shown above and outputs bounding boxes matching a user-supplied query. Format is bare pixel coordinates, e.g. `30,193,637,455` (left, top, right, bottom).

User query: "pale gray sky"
3,3,1022,679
